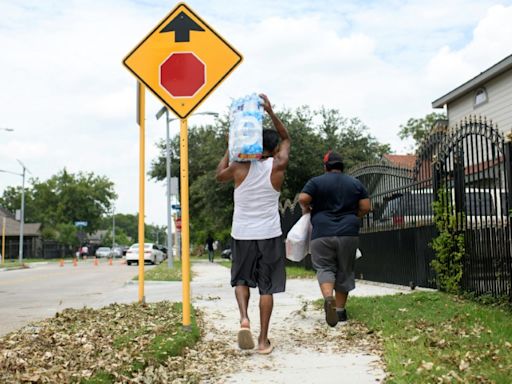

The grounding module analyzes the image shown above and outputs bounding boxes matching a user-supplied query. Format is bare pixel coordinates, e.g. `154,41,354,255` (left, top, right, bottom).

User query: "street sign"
74,221,88,227
171,204,181,210
175,217,182,231
123,3,243,118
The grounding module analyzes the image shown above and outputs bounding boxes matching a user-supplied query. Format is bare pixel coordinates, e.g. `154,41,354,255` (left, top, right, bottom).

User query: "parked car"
111,246,124,258
95,247,112,258
378,188,507,228
125,243,164,265
221,246,232,260
156,245,168,259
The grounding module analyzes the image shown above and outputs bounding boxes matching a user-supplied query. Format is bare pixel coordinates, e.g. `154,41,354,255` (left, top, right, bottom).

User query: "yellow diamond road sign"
123,3,243,118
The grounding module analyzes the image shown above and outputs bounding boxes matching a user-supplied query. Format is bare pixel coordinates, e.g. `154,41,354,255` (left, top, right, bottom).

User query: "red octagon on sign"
160,52,206,98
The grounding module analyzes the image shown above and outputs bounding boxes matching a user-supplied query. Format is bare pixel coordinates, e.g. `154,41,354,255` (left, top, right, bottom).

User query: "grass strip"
286,265,316,279
217,260,316,279
347,291,512,383
132,261,183,281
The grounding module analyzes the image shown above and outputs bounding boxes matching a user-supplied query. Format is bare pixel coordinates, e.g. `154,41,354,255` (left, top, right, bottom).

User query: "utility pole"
112,206,116,248
19,162,25,263
0,160,30,264
156,107,174,268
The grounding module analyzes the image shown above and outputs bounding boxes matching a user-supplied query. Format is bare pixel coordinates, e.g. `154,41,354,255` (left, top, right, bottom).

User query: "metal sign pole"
166,111,174,268
180,118,191,327
137,81,146,303
1,217,5,264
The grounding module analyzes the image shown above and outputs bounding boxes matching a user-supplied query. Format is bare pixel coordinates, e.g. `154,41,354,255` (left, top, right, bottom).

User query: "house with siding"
432,53,512,133
0,206,42,260
432,54,512,190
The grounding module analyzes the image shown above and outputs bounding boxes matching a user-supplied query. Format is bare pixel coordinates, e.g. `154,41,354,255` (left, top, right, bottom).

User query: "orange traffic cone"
108,258,113,266
94,257,99,266
60,259,64,267
73,258,77,267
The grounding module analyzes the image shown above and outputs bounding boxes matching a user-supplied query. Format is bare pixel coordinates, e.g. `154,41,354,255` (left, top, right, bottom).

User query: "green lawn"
286,264,316,279
0,258,61,269
217,259,316,279
345,291,512,383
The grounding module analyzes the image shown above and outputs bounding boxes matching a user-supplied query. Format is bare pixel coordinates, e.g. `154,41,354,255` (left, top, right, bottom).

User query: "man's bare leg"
319,282,334,298
335,290,348,308
235,285,250,328
319,282,337,327
258,294,273,350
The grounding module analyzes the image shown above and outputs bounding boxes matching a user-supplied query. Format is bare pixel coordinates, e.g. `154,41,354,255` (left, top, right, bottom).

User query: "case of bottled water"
228,93,263,162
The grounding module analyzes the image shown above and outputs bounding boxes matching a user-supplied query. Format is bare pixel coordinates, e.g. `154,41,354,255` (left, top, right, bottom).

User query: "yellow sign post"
179,118,191,326
137,81,146,304
123,2,242,326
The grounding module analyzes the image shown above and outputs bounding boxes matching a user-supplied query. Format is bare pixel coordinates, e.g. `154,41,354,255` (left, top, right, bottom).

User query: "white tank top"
231,158,282,240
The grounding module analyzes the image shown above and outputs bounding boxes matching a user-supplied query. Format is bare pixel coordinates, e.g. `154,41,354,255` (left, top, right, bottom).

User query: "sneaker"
323,296,338,327
337,308,348,322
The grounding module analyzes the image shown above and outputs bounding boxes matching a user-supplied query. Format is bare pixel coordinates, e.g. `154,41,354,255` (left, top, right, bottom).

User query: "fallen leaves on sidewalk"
0,298,387,383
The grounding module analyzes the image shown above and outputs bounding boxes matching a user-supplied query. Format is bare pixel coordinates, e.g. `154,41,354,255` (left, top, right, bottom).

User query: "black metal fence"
280,117,512,298
349,117,512,297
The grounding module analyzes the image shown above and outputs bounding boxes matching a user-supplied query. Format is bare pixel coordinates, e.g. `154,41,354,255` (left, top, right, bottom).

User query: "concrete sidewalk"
93,260,411,383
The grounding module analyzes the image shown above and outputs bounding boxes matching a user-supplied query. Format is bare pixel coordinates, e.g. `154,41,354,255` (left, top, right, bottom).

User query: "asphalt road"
0,259,151,336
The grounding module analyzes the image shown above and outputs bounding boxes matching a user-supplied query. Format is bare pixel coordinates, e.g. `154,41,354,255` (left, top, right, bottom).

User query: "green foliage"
133,261,183,281
149,106,390,244
55,222,79,248
100,227,131,246
398,112,447,147
431,188,465,294
0,169,117,236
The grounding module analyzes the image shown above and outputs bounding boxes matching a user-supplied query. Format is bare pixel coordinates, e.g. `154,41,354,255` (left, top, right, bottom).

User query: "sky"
1,0,512,227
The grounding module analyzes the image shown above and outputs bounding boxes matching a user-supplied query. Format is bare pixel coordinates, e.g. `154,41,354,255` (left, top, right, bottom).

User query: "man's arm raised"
260,94,290,170
216,150,234,183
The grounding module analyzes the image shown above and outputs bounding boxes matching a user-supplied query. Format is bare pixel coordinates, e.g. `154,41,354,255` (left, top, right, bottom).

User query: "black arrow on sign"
160,11,204,43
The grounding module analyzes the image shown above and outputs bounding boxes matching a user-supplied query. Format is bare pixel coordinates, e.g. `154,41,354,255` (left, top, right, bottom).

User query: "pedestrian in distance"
299,151,370,327
80,244,89,260
216,93,291,355
206,233,215,263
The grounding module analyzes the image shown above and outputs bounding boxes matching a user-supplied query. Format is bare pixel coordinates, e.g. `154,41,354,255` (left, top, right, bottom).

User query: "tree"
149,105,391,245
398,112,447,147
0,169,117,236
100,228,132,247
55,223,80,248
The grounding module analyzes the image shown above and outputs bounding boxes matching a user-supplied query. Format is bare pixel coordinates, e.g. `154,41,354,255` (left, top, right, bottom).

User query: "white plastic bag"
285,213,311,262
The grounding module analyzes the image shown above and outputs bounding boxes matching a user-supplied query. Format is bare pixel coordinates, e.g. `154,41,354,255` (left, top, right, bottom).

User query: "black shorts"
230,236,286,295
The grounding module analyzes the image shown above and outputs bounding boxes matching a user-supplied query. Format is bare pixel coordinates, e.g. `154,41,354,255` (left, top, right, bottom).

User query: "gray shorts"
230,236,286,295
310,236,359,292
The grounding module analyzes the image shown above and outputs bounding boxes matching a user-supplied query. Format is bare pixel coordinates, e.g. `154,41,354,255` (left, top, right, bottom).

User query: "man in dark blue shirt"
299,151,370,327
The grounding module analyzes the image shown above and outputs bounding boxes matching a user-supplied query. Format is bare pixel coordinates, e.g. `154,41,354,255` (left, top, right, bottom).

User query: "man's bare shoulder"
231,161,250,185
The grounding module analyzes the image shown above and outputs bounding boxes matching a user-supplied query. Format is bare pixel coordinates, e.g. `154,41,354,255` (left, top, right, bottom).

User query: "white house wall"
447,69,512,135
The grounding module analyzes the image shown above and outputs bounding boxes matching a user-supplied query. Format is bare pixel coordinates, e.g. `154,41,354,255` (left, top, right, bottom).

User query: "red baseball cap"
323,150,343,165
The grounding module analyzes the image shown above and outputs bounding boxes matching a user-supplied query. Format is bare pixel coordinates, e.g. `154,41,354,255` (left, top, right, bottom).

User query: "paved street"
0,259,147,336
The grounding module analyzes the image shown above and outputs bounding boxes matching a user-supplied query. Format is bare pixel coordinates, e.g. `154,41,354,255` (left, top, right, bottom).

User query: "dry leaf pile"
0,301,247,383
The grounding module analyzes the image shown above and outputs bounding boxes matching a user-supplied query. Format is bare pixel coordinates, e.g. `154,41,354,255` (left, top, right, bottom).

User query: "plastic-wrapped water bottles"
228,93,264,162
